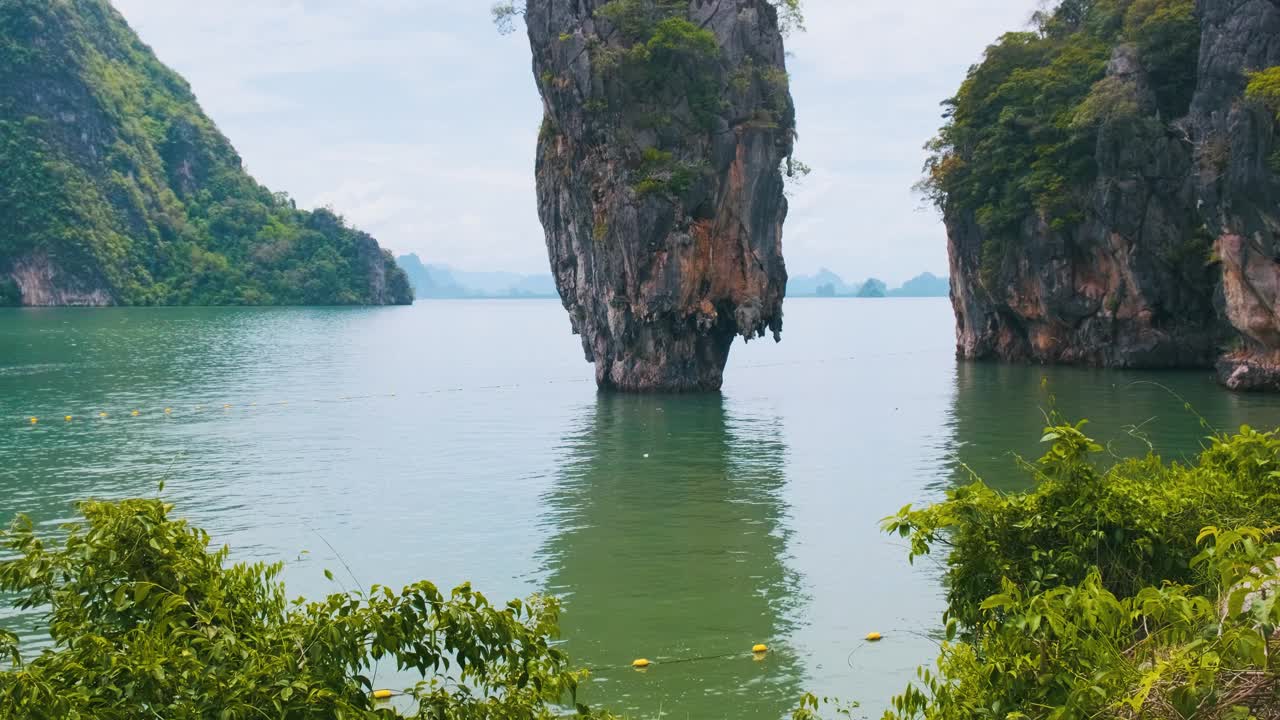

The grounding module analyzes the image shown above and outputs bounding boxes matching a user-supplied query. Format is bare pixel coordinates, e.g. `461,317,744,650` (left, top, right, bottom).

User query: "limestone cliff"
936,0,1280,388
1197,0,1280,389
0,0,411,307
525,0,794,392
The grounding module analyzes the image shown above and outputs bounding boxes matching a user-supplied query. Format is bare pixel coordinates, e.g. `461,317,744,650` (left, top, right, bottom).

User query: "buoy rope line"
594,649,751,673
359,650,765,704
9,347,952,428
846,631,889,670
364,634,891,703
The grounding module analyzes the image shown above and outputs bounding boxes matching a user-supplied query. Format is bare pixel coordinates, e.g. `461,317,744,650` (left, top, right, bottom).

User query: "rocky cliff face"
944,0,1280,387
525,0,794,392
0,0,411,307
950,44,1221,368
1195,0,1280,389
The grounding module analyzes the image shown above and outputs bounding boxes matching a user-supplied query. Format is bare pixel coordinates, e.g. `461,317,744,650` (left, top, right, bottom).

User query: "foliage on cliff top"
501,0,799,204
0,497,610,719
0,0,411,306
589,0,725,132
876,422,1280,719
492,0,804,36
1246,66,1280,120
919,0,1200,242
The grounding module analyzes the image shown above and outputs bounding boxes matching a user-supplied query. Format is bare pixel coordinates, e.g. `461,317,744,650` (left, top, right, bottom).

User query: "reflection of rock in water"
538,394,803,719
948,363,1280,493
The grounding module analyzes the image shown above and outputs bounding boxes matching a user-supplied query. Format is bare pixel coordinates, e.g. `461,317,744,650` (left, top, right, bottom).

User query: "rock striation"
941,0,1280,388
524,0,795,392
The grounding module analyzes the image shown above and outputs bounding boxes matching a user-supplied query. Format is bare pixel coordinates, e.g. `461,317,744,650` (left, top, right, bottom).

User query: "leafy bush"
0,498,610,719
886,523,1280,720
632,147,707,197
1126,0,1199,118
590,0,723,130
885,422,1280,629
880,422,1280,719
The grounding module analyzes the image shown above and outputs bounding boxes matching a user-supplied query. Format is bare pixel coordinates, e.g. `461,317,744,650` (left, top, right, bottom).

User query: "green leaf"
980,593,1015,611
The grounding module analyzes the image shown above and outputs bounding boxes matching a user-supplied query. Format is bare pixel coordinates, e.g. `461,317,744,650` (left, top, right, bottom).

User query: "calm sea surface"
4,298,1280,717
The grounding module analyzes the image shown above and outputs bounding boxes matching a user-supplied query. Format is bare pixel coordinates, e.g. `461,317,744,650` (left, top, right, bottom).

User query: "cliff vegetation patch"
919,0,1200,271
1246,67,1280,120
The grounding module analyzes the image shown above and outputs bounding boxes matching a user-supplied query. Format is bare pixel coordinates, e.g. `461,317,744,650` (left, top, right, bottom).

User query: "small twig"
307,526,364,592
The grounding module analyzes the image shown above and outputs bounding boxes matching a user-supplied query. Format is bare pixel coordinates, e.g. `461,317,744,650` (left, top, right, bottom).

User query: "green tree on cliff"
1246,66,1280,118
918,0,1200,276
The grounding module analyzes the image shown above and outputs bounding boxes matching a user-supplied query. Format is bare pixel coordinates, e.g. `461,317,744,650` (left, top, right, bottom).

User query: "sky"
111,0,1042,286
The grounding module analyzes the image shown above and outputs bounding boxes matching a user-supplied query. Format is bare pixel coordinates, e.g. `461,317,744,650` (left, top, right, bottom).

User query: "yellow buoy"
65,415,73,422
99,412,108,418
131,410,140,417
866,632,883,642
632,658,651,669
371,689,394,701
29,417,37,425
164,408,172,414
752,644,768,654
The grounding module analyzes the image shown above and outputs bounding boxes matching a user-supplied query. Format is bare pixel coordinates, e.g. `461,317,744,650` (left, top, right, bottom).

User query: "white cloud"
110,0,1039,286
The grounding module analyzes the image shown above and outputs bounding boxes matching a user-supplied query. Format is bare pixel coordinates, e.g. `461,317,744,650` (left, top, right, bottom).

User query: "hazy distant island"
398,255,949,301
786,269,949,298
397,254,558,299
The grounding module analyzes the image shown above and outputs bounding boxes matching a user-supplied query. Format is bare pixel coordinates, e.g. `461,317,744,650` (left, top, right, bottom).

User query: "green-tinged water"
4,298,1280,717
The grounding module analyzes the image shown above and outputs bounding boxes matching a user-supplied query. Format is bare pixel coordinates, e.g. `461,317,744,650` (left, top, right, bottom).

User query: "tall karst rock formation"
524,0,795,392
933,0,1280,389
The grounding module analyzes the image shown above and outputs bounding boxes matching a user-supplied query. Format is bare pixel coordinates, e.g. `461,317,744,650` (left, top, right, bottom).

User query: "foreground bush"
0,498,608,719
881,423,1280,719
886,422,1280,629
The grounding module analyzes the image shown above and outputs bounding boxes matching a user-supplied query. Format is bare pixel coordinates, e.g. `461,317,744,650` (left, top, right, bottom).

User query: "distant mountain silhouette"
888,272,950,297
786,268,858,297
397,256,948,300
397,255,558,299
788,269,949,298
